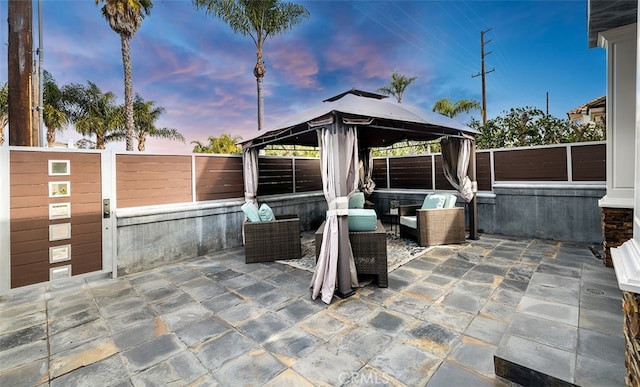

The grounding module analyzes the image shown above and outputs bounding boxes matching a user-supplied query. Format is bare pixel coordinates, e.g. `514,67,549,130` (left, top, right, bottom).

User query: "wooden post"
8,0,34,146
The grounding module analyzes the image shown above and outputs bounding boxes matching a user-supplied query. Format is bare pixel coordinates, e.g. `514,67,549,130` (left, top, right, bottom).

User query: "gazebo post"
469,139,479,240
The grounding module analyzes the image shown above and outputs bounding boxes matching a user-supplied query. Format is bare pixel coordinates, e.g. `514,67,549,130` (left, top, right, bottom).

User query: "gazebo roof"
241,92,478,150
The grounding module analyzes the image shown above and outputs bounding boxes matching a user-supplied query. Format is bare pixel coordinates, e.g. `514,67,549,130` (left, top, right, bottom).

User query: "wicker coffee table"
314,220,388,287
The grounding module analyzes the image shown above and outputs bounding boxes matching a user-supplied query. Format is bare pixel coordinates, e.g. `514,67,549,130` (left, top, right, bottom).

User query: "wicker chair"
314,220,388,287
244,214,301,263
399,203,466,246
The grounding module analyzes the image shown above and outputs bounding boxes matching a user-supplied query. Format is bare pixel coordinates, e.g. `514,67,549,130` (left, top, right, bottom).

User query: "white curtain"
242,147,259,205
311,126,359,304
440,136,474,203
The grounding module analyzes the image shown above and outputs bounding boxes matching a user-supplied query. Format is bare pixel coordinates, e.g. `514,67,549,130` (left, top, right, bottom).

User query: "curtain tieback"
327,196,349,216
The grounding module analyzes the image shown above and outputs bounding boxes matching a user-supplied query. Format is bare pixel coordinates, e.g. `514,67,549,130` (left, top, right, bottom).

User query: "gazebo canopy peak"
322,88,389,102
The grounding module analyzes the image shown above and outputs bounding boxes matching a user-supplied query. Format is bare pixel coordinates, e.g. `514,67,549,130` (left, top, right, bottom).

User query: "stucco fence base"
115,193,327,276
370,184,606,244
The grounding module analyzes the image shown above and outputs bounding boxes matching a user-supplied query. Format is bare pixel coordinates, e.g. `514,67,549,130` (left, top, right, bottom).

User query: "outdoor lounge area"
0,228,625,386
1,1,638,385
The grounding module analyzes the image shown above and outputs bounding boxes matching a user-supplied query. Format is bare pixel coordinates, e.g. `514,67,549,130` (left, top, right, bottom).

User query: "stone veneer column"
602,207,635,267
623,291,640,386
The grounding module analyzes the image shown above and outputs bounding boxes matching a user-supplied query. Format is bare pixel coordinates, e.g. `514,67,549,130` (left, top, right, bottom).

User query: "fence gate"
0,148,113,292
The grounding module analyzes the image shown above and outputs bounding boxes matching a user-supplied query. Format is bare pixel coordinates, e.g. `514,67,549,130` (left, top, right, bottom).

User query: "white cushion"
400,216,417,229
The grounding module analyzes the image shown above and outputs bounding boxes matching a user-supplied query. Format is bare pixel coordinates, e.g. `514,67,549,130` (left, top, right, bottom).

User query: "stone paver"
0,232,625,386
494,238,626,385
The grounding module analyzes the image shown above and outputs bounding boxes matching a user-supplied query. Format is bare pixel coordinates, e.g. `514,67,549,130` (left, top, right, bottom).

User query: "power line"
472,28,495,124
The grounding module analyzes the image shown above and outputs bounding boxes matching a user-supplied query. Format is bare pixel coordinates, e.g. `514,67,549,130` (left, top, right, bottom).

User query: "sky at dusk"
1,0,606,153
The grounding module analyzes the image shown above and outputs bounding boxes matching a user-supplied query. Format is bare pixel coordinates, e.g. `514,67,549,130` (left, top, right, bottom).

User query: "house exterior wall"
596,11,640,385
599,23,637,209
598,23,637,271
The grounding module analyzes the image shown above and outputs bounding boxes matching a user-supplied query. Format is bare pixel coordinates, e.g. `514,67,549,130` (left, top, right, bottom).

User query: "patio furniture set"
241,193,466,289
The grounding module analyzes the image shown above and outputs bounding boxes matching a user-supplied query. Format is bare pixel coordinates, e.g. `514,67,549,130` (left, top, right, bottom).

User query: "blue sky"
0,0,605,153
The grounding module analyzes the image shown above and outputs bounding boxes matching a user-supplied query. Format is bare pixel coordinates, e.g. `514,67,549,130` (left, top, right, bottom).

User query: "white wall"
599,23,638,208
609,19,640,293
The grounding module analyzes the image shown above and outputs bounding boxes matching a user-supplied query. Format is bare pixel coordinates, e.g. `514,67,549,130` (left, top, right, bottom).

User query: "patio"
0,228,625,386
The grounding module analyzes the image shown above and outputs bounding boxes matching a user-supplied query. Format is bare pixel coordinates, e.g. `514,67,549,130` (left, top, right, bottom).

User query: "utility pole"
8,0,35,146
546,92,549,115
472,28,495,124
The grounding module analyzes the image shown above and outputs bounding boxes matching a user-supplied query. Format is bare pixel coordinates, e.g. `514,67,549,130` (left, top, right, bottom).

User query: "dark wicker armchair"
243,214,301,263
399,204,466,246
314,220,388,287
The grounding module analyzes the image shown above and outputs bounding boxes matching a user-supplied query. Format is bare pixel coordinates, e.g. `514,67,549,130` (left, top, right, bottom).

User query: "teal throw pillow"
348,192,365,209
258,203,276,221
241,202,261,222
444,194,457,208
422,194,447,209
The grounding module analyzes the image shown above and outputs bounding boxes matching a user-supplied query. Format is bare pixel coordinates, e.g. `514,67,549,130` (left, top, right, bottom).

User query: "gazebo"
240,90,479,304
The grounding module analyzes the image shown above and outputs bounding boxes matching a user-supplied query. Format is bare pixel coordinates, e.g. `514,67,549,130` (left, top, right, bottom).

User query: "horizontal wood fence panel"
116,154,192,208
494,147,568,181
195,156,244,201
115,172,193,183
11,227,101,255
73,259,102,276
117,187,192,201
434,155,456,191
258,158,294,196
476,152,492,191
572,144,606,181
117,156,192,172
389,157,432,189
117,177,192,191
372,159,388,188
295,159,322,192
11,266,49,289
11,221,100,246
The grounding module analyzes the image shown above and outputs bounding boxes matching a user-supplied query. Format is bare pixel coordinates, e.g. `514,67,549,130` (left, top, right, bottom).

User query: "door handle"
103,199,111,219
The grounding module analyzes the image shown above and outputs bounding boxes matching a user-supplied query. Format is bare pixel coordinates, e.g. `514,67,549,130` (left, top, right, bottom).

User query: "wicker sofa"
243,214,301,263
399,194,466,246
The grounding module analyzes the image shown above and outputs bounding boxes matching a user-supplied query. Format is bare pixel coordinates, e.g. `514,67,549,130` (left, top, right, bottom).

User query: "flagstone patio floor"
0,231,625,386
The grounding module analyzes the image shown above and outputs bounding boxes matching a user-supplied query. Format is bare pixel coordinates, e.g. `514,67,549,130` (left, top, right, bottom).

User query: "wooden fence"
115,154,322,209
372,142,606,191
113,142,604,209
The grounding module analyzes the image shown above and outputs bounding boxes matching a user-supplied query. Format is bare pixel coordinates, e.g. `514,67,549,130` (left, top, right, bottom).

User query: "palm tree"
62,81,121,149
0,82,7,145
192,134,242,154
377,71,417,103
42,71,69,147
96,0,153,151
128,94,185,151
193,0,310,131
432,98,481,118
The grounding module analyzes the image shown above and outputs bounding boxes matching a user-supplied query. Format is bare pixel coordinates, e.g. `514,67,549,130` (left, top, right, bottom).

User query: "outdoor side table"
382,212,399,236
